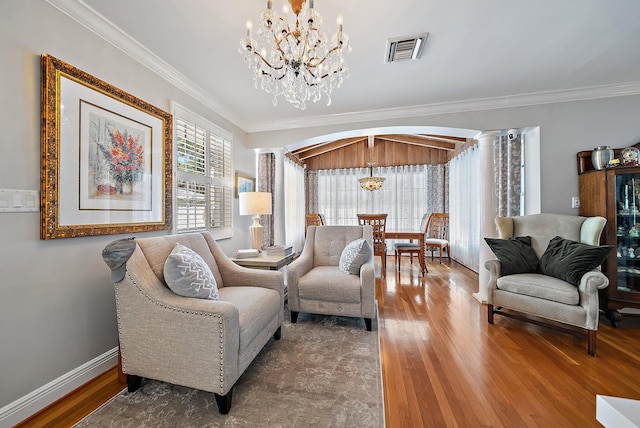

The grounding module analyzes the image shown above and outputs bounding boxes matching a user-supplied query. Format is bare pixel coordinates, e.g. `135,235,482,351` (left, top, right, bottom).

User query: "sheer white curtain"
284,157,306,254
449,145,480,272
317,164,447,248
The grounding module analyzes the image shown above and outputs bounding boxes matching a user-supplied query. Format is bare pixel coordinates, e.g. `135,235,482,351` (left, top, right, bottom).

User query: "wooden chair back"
427,213,449,240
357,213,388,276
305,213,326,235
425,213,451,263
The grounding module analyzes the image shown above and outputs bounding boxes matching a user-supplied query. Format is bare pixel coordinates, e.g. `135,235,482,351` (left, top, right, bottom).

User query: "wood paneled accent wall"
301,139,453,171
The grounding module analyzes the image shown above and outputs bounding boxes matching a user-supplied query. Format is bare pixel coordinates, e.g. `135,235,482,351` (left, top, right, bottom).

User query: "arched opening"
276,124,541,279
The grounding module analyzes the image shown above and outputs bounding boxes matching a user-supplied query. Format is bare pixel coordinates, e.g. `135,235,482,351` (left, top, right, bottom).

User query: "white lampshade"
239,192,272,216
238,192,272,251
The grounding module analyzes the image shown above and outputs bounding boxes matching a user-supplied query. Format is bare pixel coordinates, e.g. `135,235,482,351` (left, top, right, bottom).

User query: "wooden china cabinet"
577,145,640,325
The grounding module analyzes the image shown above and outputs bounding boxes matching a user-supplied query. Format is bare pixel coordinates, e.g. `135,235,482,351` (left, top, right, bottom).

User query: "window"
317,164,446,231
173,104,232,239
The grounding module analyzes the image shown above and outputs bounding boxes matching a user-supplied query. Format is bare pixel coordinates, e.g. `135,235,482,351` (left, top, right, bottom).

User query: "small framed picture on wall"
235,172,255,198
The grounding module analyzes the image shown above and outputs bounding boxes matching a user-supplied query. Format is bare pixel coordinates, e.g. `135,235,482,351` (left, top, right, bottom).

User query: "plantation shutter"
209,134,232,230
174,104,233,239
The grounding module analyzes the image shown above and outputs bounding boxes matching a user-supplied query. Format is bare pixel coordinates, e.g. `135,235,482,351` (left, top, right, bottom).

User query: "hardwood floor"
15,368,125,427
16,256,640,427
379,258,640,427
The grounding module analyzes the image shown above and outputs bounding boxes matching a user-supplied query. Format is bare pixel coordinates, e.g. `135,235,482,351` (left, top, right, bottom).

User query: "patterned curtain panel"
315,164,447,249
284,157,306,254
449,145,480,272
258,152,275,248
494,134,523,217
305,170,319,214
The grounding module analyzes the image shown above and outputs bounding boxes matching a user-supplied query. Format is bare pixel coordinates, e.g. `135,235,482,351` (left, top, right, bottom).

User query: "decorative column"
473,131,500,304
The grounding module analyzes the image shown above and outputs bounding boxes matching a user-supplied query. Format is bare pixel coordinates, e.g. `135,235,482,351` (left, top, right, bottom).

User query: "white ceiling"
55,0,640,134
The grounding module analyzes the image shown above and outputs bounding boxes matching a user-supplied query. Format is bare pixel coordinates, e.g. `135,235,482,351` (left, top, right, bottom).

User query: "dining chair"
394,213,430,270
425,213,451,263
357,213,388,276
305,213,326,236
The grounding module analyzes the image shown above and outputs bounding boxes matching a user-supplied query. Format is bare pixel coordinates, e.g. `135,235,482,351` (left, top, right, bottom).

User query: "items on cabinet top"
577,142,640,174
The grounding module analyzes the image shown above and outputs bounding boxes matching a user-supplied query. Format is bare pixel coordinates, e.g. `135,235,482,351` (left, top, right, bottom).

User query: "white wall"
0,1,255,421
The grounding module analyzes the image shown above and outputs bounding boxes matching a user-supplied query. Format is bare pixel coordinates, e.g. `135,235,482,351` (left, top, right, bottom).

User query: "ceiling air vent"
384,33,429,64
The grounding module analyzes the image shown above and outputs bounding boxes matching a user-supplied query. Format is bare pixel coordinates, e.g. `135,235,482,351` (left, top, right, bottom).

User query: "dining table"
384,230,428,275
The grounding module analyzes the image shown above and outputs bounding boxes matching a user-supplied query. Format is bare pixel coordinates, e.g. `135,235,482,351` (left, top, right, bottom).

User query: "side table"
232,252,294,301
231,252,294,270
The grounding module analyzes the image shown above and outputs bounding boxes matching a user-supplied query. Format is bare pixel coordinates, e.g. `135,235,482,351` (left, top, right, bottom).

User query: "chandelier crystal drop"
239,0,351,109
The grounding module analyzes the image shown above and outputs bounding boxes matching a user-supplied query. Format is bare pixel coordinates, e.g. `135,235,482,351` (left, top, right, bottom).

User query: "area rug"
74,310,383,427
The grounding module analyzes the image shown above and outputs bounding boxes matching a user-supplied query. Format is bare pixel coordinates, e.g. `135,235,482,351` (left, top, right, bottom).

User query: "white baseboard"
0,347,118,427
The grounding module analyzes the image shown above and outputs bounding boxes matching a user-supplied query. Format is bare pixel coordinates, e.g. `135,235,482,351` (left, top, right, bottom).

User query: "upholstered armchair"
102,232,284,414
485,213,610,356
286,225,376,331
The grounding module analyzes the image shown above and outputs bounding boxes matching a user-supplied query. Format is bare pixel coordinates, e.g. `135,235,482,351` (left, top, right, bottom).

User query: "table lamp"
238,191,272,251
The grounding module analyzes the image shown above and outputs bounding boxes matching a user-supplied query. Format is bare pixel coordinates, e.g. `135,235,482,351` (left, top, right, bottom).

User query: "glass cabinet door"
615,173,640,294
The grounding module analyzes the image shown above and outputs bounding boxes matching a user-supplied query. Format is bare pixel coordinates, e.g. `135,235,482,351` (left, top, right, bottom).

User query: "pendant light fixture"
358,136,385,191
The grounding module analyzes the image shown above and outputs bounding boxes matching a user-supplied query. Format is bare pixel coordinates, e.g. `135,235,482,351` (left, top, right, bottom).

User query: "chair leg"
587,330,597,356
364,318,372,331
487,304,494,324
395,251,400,271
381,254,386,277
127,374,143,392
214,388,233,414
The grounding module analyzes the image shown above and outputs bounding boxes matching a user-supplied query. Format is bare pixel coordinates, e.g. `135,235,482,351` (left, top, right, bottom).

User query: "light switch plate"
571,196,580,209
0,189,39,212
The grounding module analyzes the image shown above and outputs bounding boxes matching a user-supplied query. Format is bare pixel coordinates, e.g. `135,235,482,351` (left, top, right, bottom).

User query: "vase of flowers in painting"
98,127,144,196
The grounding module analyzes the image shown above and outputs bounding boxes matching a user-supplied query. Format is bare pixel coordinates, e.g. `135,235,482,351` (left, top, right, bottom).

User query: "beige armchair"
485,213,609,356
286,225,376,331
103,232,284,414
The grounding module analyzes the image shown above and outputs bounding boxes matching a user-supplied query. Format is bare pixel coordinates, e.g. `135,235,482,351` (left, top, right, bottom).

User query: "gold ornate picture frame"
235,172,255,198
40,54,173,239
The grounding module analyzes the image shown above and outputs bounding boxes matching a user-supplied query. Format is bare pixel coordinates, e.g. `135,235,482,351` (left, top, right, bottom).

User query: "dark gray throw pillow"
539,236,612,286
484,236,539,276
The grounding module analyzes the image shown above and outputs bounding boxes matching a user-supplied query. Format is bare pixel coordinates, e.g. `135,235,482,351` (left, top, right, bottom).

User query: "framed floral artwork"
40,54,173,239
235,173,255,198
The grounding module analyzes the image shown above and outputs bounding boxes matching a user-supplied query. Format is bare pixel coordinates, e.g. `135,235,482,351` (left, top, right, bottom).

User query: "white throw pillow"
339,238,372,275
163,243,219,300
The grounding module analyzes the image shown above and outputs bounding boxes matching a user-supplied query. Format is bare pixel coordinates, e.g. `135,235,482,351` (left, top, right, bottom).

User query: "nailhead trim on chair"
219,322,224,393
117,270,227,394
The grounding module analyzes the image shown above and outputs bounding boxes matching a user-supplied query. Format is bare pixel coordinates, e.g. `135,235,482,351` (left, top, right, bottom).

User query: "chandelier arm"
252,50,285,72
309,45,343,68
273,31,289,63
301,74,320,87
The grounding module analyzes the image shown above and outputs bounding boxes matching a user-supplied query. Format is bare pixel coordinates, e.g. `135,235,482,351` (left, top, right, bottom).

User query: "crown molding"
43,0,640,135
42,0,244,129
244,81,640,133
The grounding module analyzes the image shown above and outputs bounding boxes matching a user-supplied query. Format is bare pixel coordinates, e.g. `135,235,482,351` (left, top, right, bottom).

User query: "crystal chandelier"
359,136,385,191
239,0,351,109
